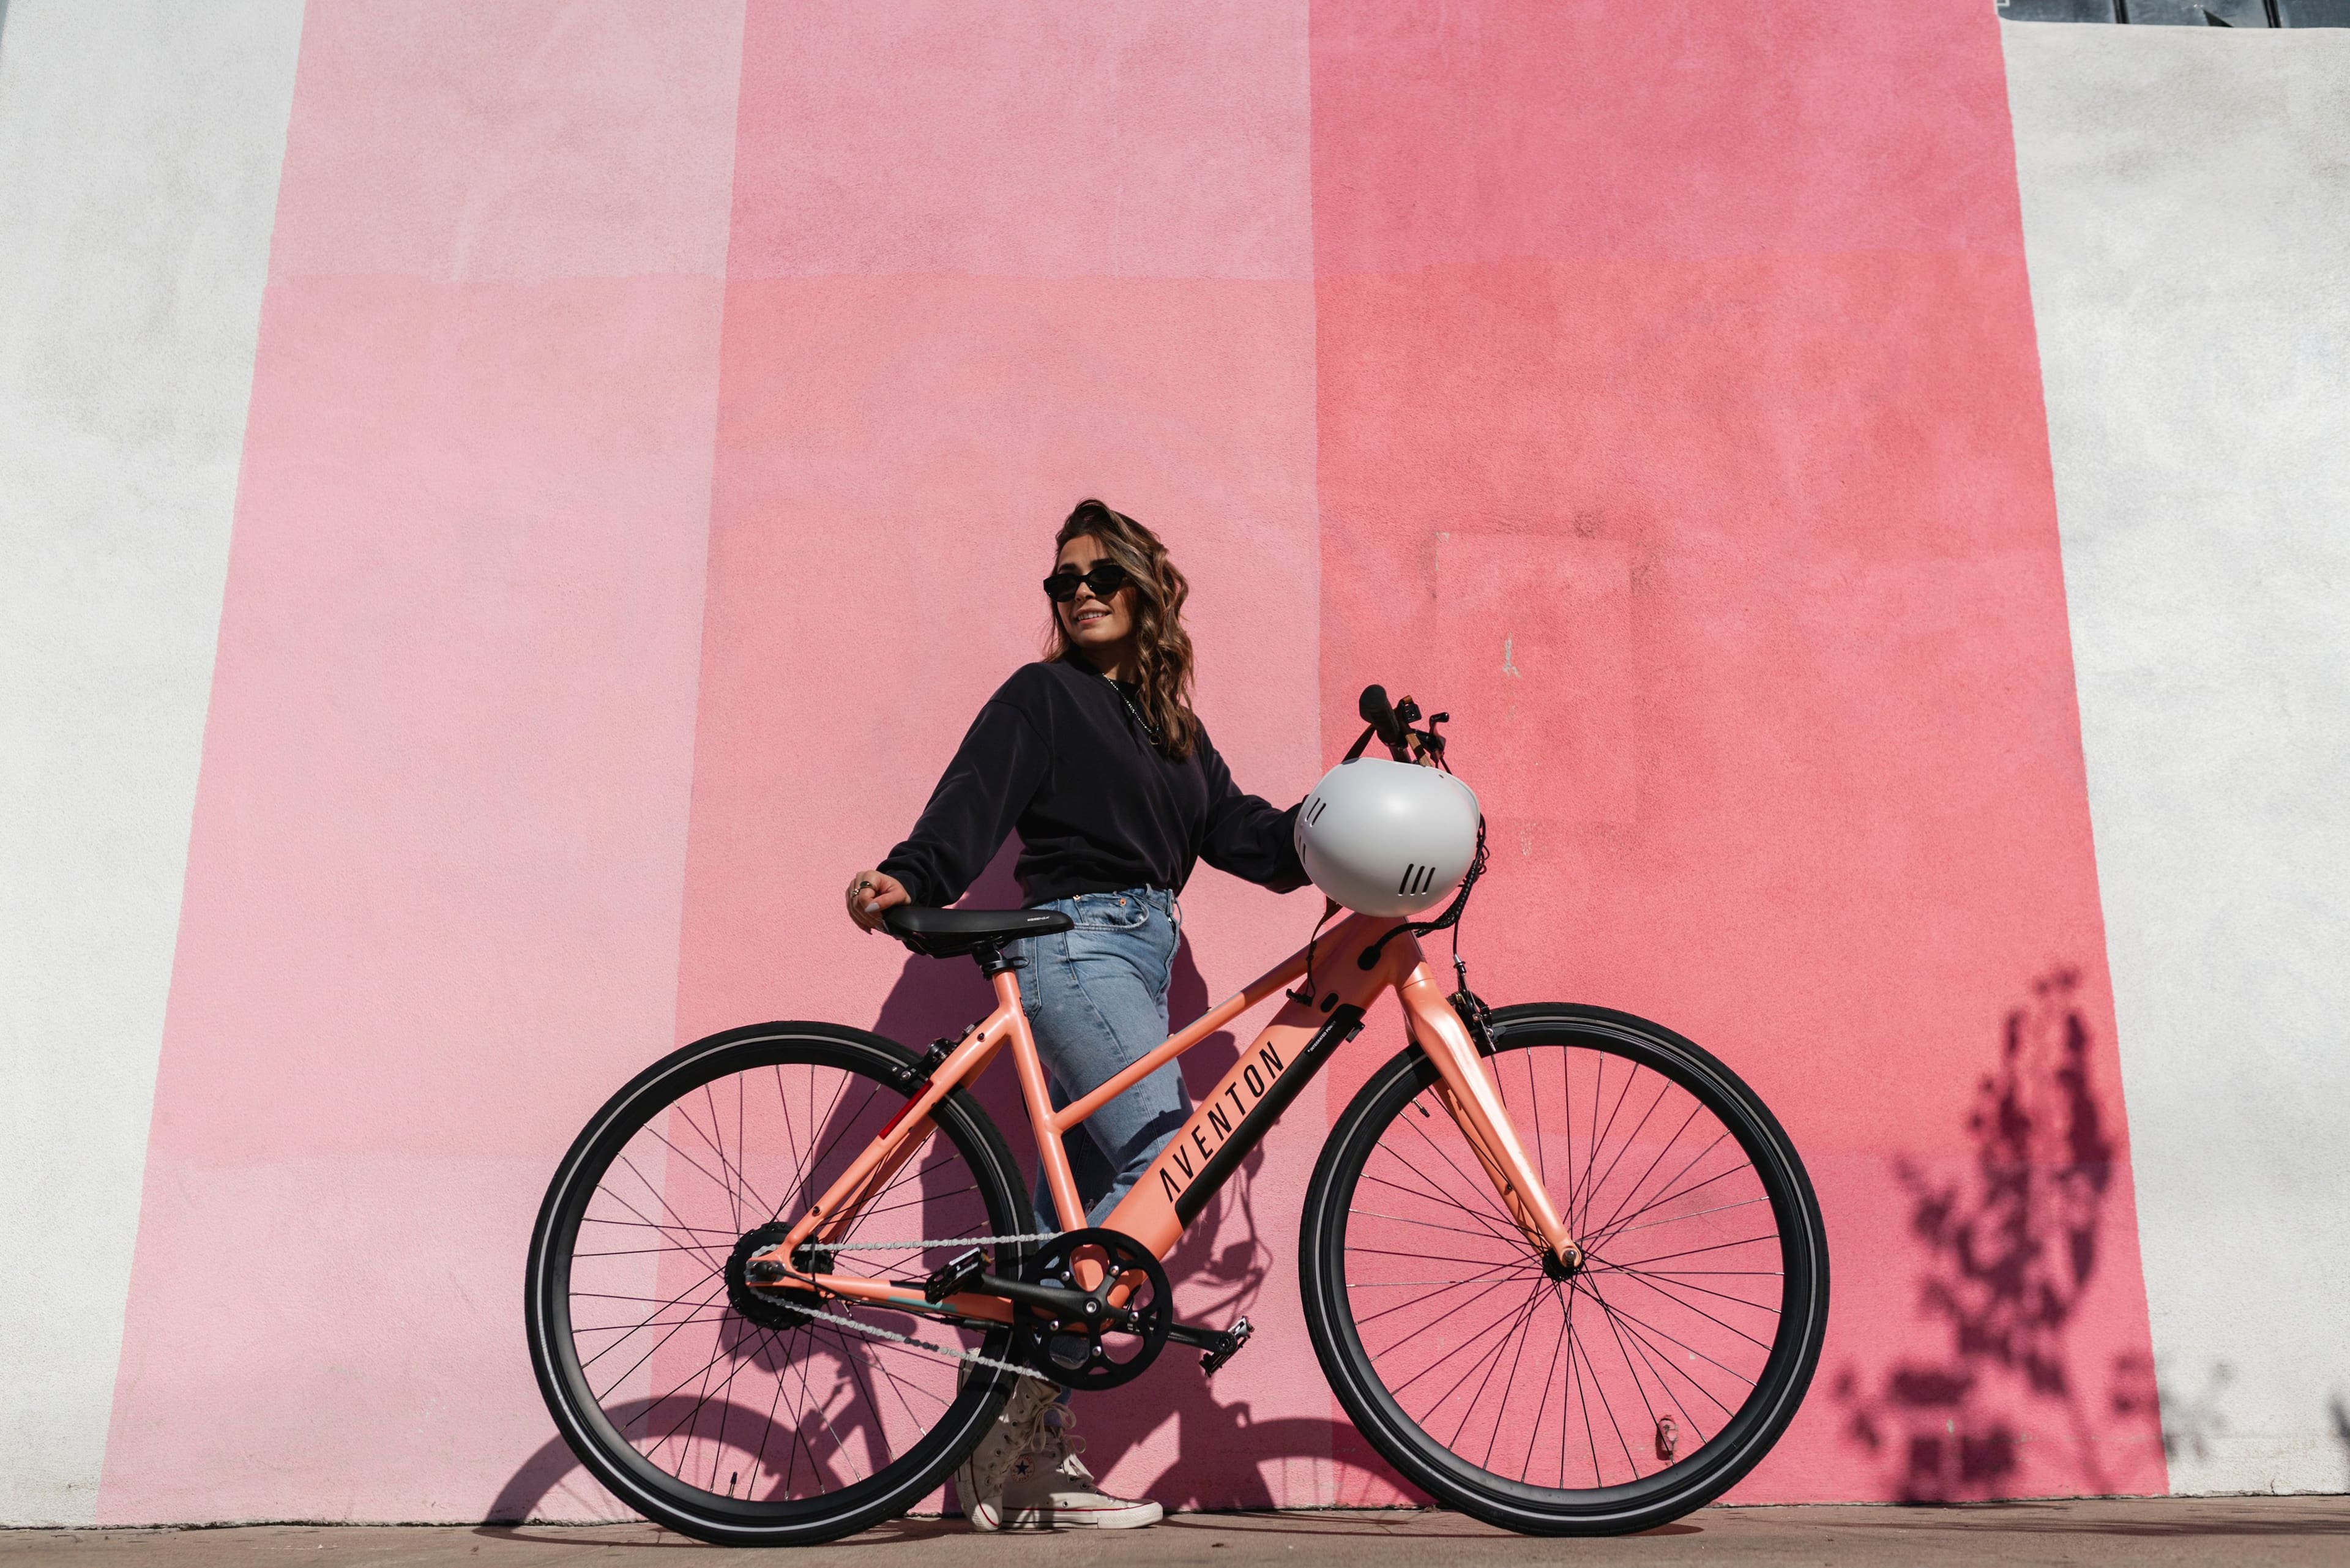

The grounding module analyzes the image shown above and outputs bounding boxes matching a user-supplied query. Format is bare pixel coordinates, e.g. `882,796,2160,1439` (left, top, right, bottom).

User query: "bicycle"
524,685,1830,1544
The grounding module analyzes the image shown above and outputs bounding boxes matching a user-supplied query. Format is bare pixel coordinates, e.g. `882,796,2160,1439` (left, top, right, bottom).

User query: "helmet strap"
1285,897,1344,1007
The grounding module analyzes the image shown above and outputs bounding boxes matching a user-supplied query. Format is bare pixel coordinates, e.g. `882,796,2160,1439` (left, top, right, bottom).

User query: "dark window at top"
1999,0,2350,20
1999,0,2124,19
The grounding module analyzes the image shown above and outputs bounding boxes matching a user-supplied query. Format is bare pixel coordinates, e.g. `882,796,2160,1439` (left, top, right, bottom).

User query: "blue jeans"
1015,887,1188,1228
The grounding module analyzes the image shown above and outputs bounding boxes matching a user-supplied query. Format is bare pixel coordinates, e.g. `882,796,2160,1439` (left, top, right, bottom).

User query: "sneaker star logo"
1012,1457,1032,1477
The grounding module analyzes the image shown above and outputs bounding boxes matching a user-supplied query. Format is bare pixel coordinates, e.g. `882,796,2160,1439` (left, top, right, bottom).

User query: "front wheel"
1300,1004,1829,1535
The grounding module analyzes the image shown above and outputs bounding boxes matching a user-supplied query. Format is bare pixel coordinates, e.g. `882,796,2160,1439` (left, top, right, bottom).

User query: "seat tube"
999,968,1086,1230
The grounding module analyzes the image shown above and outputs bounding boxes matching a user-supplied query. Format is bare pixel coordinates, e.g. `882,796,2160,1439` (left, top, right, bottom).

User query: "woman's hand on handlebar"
844,868,910,933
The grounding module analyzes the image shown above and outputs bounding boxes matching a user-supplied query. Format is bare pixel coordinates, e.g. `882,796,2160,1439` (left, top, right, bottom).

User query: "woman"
843,499,1307,1531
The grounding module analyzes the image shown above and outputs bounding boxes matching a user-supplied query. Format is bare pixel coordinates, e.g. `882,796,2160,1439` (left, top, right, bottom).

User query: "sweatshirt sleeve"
876,698,1051,908
1195,729,1310,893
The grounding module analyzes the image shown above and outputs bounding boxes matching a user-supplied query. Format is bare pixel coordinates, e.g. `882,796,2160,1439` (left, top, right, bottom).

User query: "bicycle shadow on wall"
490,846,1373,1523
1830,967,2163,1501
860,848,1367,1512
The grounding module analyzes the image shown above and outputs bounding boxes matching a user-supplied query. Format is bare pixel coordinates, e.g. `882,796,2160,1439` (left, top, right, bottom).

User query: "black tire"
1300,1004,1829,1535
525,1023,1034,1545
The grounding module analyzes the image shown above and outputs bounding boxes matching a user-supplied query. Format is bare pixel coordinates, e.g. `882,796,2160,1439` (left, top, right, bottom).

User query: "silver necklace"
1106,672,1160,744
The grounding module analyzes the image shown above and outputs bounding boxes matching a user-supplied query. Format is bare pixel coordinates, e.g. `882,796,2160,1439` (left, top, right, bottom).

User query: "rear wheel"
1300,1004,1828,1535
526,1023,1034,1545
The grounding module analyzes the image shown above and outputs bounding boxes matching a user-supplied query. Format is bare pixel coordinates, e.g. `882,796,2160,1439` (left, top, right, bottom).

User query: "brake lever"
1401,706,1449,765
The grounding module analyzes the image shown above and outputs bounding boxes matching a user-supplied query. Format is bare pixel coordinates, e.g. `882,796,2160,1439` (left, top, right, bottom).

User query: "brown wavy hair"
1043,499,1201,760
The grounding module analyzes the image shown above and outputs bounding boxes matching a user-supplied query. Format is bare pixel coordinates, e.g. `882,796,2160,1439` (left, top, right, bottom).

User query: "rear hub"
726,1222,824,1332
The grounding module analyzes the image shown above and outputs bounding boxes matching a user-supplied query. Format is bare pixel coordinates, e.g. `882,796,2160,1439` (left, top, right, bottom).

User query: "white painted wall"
2005,23,2350,1495
0,0,306,1525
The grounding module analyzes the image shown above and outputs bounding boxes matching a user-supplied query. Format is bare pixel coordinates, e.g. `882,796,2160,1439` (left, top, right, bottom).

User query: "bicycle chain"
765,1231,1058,1379
793,1232,1059,1253
791,1299,1037,1380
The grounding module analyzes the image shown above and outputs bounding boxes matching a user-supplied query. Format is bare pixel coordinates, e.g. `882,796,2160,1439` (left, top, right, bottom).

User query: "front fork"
1393,960,1583,1275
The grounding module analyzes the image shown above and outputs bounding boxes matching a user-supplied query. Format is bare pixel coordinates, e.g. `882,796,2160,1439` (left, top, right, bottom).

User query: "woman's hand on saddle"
845,869,910,933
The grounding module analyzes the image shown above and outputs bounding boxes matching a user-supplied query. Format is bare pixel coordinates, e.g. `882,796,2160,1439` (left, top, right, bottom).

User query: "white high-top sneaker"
955,1375,1163,1531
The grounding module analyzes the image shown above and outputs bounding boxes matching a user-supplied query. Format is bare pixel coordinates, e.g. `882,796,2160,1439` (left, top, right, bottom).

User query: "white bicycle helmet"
1296,758,1483,917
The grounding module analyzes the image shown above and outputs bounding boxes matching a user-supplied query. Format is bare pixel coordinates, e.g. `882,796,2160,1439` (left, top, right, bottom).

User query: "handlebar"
1359,684,1406,753
1353,684,1447,766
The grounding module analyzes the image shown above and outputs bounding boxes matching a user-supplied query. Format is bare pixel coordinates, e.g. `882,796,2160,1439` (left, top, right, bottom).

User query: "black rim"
1314,1010,1824,1520
530,1031,1024,1531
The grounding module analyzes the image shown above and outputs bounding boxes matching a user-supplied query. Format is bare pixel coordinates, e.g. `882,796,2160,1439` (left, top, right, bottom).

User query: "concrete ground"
4,1499,2346,1567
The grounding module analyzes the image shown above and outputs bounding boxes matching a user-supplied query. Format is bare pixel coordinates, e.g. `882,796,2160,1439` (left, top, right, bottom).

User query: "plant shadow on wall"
2154,1359,2233,1473
1832,968,2155,1500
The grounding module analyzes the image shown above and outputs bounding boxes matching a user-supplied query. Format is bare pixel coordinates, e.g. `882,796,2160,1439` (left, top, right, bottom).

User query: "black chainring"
725,1222,823,1332
1012,1227,1171,1392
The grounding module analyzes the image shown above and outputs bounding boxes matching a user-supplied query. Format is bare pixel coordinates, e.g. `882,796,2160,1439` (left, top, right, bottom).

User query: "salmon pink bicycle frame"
752,911,1581,1320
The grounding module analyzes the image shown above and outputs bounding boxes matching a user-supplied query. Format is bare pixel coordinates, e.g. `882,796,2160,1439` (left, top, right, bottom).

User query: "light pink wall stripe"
671,0,1328,1510
98,1,745,1524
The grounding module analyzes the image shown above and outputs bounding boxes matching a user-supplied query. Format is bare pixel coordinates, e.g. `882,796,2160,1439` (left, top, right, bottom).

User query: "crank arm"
1162,1321,1228,1352
891,1247,1105,1324
1166,1314,1253,1375
976,1272,1117,1323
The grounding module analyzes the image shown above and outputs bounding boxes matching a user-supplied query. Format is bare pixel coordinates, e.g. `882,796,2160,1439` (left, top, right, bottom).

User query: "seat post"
971,939,1015,977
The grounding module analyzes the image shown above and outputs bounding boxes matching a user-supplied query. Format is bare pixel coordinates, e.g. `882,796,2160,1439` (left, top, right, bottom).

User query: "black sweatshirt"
878,655,1309,909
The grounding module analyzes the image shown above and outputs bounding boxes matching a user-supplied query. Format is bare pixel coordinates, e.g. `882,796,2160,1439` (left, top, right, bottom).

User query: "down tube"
1102,916,1403,1260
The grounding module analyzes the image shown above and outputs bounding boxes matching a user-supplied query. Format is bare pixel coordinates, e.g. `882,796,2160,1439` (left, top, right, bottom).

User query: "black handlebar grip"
1359,684,1404,746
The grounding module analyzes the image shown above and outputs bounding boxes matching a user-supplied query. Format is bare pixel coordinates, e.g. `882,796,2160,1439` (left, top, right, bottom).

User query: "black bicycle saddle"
883,905,1073,958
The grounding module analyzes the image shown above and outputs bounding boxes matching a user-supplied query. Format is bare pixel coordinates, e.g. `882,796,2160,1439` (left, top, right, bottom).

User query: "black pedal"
924,1247,987,1303
1199,1315,1253,1377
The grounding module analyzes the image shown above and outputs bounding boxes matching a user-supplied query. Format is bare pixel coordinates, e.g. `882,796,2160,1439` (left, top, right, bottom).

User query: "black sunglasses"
1042,563,1133,603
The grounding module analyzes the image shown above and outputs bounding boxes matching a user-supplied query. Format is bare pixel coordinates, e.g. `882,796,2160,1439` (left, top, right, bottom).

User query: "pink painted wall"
1307,1,2160,1503
673,0,1330,1512
97,0,2160,1521
99,1,746,1524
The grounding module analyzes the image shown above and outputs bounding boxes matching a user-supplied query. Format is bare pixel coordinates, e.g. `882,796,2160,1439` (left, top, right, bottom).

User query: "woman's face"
1053,534,1138,652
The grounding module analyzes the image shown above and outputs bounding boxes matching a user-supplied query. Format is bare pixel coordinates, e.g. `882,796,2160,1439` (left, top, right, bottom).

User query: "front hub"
1542,1244,1583,1282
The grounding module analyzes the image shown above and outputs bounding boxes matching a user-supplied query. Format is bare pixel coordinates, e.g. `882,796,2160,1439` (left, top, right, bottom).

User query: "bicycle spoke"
1386,1119,1528,1245
1474,1285,1548,1471
591,1275,733,1402
1565,1287,1639,1482
1594,1193,1769,1244
1354,1165,1523,1249
1375,1277,1541,1392
1588,1255,1782,1322
1363,1274,1526,1361
1350,1267,1534,1329
1528,1284,1572,1486
1576,1285,1753,1414
1586,1139,1746,1248
1581,1101,1709,1243
1575,1073,1675,1233
1397,1281,1546,1410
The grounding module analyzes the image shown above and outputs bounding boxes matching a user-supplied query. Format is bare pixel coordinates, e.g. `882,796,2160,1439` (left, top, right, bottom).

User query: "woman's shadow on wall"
490,845,1374,1522
865,852,1356,1509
